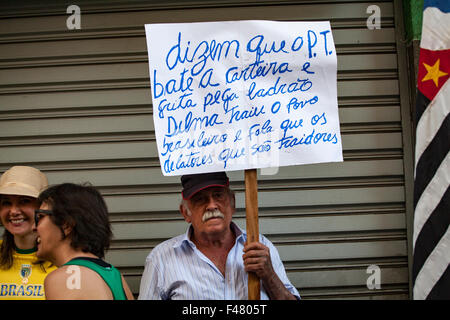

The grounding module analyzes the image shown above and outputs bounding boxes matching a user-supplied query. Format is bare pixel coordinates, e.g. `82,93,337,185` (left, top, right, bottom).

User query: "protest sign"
145,20,342,176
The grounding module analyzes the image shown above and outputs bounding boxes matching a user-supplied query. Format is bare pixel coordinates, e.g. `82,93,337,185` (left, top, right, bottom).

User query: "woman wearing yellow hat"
0,166,56,299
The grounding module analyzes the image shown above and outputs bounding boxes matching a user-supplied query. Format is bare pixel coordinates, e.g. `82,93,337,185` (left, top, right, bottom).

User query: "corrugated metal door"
0,0,413,299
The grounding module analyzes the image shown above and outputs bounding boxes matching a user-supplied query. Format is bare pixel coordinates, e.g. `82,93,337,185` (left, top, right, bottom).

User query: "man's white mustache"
202,209,225,222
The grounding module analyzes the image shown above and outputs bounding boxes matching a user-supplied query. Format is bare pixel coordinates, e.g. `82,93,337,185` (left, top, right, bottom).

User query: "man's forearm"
262,274,297,300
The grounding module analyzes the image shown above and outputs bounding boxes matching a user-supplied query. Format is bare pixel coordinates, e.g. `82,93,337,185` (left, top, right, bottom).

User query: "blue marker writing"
166,32,240,76
218,147,245,169
247,77,312,101
225,60,292,84
166,111,223,138
247,34,289,63
307,30,317,58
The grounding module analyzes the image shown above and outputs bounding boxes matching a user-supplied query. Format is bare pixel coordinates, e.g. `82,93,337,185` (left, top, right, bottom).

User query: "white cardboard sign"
145,20,343,176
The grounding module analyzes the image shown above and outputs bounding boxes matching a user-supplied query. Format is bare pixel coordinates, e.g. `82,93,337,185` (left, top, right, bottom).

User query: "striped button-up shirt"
138,222,300,300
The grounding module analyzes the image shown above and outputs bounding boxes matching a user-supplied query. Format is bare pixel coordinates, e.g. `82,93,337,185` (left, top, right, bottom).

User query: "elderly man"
138,172,300,300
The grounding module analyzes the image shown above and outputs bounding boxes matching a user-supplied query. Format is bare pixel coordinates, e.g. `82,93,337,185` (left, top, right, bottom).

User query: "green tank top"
63,258,127,300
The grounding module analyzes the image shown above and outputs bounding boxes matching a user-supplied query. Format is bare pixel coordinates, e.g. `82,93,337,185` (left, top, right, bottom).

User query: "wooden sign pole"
245,168,260,300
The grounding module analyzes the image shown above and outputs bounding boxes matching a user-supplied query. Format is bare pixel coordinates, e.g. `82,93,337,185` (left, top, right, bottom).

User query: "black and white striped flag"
412,0,450,300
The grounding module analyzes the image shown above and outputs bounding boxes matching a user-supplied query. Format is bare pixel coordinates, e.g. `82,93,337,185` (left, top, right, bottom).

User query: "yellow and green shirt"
0,240,56,300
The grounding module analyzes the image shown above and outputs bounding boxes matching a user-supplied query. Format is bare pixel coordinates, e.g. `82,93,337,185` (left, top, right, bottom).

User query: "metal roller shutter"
0,0,413,299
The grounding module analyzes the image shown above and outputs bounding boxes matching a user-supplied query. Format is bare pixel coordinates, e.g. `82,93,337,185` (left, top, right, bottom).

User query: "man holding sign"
138,171,300,300
142,19,342,300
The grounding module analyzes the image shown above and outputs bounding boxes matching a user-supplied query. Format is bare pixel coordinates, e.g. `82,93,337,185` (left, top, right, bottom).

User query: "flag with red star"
412,0,450,300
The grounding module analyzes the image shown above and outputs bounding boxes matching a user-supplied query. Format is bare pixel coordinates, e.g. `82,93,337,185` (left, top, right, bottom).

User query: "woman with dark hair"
34,183,134,300
0,166,56,300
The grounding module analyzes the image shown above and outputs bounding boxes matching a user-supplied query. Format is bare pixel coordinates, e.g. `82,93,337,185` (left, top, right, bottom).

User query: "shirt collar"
15,246,37,254
173,221,246,249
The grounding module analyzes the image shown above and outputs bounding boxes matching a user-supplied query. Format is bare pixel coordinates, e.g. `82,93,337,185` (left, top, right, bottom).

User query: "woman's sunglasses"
34,209,53,226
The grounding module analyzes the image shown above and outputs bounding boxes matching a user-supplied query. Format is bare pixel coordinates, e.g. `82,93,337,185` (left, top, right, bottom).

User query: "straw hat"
0,166,48,199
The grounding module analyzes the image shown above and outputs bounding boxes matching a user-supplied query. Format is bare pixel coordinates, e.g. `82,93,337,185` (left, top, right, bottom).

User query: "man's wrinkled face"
181,187,235,238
